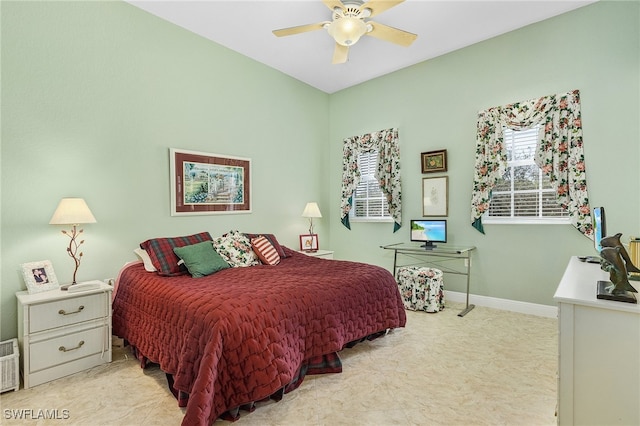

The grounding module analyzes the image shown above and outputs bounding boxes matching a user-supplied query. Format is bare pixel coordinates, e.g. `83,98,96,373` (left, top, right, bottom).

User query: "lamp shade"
49,198,97,225
302,202,322,218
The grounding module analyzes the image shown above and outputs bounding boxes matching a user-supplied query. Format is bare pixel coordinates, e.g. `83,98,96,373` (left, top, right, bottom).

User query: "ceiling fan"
272,0,417,64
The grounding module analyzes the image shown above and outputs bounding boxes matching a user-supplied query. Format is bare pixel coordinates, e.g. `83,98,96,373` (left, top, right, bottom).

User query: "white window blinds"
350,150,391,220
486,126,569,221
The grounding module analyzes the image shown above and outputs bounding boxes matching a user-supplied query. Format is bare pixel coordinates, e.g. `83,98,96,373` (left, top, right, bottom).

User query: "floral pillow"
212,230,259,267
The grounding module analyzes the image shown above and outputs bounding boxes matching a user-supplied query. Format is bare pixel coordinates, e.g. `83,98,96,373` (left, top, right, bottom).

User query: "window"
484,125,569,224
349,150,392,221
340,128,401,231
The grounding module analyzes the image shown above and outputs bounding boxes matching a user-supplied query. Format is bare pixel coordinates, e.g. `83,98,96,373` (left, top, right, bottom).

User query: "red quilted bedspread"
112,248,406,425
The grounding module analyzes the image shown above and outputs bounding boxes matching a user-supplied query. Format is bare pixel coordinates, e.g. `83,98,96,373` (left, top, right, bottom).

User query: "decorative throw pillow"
244,233,288,258
251,236,281,266
212,230,259,267
173,241,229,278
133,248,157,272
140,232,212,276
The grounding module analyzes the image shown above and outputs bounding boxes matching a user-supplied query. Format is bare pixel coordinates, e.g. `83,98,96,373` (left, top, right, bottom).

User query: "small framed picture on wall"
421,149,447,174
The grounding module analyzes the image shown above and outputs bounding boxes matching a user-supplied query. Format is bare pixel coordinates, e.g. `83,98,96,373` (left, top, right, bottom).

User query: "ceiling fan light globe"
328,17,366,46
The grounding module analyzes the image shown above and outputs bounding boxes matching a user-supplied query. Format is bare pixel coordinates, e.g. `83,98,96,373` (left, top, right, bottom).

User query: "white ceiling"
126,0,597,94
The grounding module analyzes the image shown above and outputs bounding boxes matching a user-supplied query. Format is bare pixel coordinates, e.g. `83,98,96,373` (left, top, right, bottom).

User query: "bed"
112,231,406,425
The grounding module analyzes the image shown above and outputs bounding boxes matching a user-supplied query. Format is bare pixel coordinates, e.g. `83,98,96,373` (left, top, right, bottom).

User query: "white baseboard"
444,291,558,318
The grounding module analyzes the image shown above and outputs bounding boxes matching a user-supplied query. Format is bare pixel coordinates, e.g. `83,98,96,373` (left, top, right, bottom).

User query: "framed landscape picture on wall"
170,148,252,216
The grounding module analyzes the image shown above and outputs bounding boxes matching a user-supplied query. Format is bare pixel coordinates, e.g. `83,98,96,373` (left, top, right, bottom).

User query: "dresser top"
554,256,640,314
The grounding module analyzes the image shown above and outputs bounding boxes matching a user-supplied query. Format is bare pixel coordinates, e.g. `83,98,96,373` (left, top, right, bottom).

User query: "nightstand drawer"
29,293,107,333
29,325,107,372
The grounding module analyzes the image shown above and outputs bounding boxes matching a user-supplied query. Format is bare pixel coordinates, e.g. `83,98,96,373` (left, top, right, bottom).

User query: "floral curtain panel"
470,89,593,238
341,128,402,232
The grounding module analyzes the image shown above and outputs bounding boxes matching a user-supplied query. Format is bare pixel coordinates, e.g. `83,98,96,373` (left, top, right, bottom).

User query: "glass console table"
381,243,477,317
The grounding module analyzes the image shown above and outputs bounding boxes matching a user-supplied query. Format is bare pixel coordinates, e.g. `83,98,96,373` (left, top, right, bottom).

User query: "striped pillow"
251,236,281,266
244,233,288,258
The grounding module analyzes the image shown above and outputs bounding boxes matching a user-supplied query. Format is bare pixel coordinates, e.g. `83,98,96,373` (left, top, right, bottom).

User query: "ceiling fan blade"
366,21,417,47
322,0,345,13
332,43,349,64
361,0,405,18
272,22,328,37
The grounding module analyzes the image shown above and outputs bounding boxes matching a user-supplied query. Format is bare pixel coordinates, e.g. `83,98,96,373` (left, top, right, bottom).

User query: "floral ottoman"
396,266,444,313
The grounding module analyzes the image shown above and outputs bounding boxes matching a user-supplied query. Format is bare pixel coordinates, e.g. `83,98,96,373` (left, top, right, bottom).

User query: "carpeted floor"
0,302,558,425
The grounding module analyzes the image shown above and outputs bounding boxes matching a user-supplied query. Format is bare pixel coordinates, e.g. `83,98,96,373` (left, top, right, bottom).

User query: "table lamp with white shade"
302,202,322,236
49,198,96,289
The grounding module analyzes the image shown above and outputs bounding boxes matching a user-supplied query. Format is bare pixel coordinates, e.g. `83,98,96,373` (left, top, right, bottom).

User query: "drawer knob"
58,305,85,315
59,340,85,352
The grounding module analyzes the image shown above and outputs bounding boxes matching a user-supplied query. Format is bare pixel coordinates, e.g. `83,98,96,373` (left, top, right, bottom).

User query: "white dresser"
16,282,112,389
554,257,640,425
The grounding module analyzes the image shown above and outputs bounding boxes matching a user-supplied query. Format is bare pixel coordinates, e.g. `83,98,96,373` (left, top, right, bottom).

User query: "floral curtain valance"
470,89,593,239
340,128,402,232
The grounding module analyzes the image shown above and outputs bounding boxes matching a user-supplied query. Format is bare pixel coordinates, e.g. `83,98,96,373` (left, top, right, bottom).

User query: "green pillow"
173,241,229,278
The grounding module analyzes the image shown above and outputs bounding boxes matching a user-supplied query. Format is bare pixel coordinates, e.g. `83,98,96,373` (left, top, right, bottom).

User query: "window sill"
482,217,571,225
349,218,394,223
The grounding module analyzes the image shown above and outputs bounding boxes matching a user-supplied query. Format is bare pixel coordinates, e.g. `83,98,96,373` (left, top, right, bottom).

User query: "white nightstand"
16,281,112,389
298,249,334,259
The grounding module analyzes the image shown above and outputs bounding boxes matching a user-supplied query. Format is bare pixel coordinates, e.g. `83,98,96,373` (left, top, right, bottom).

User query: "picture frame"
299,234,319,252
423,176,449,217
21,260,59,294
421,149,448,174
170,148,252,216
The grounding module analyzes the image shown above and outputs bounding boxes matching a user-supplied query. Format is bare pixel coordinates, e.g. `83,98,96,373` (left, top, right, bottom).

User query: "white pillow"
134,248,157,272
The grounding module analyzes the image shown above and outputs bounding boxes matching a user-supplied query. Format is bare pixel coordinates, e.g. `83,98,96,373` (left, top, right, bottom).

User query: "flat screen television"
593,207,606,252
411,219,447,250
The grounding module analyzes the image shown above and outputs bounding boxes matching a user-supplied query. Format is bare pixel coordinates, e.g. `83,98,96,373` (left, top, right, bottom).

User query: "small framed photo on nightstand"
299,234,319,252
21,260,59,294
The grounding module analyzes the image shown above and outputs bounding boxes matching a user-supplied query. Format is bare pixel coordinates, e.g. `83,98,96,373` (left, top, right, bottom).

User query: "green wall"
0,1,329,340
2,1,639,341
328,1,639,305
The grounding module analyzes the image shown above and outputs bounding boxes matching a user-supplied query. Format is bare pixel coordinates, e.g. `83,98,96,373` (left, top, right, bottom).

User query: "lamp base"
60,283,77,291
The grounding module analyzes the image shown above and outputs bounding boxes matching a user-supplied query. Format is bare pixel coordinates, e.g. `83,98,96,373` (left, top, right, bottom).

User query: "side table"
16,281,112,389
